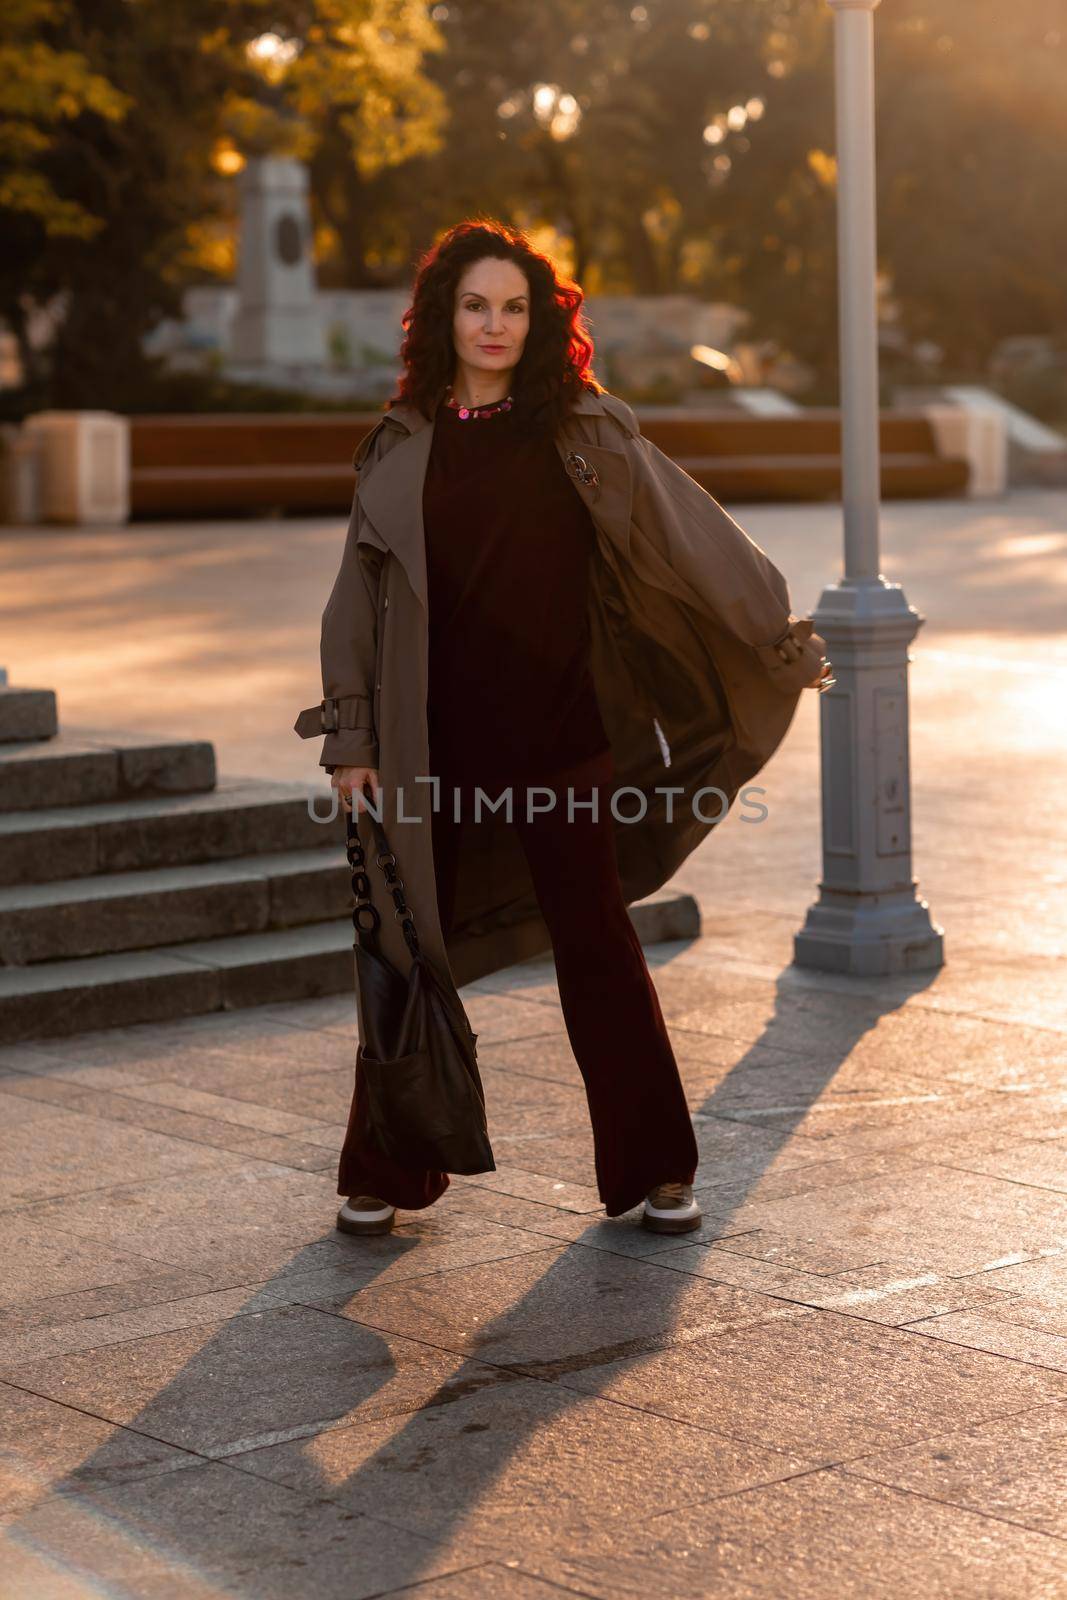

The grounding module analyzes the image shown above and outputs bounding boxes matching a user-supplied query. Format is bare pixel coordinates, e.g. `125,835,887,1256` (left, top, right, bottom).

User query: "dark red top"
422,398,612,788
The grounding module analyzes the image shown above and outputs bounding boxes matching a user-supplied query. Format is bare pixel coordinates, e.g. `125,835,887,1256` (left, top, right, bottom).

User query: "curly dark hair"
383,218,604,434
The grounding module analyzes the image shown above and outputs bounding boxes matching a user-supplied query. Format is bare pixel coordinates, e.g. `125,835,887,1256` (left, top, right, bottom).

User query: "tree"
2,0,447,408
0,0,130,234
220,1,449,286
693,0,1067,384
0,0,130,391
876,0,1067,370
6,0,1063,407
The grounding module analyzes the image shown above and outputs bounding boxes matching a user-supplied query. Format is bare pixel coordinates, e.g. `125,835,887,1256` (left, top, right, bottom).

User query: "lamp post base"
793,575,945,978
794,883,944,976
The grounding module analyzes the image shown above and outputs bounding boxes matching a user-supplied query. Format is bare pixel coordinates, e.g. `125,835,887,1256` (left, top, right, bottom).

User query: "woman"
295,220,831,1241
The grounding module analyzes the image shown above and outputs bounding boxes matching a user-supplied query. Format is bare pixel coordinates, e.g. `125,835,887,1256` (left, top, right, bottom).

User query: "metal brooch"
565,451,599,488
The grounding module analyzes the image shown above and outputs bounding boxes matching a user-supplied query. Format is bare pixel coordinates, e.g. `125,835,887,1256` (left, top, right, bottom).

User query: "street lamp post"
793,0,944,975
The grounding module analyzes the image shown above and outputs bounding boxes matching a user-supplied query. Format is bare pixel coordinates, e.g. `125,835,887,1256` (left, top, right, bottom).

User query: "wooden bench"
128,415,371,517
127,408,967,516
640,410,968,502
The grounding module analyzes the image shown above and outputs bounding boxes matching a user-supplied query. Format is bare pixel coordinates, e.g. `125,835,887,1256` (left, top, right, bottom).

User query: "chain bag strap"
340,794,493,1174
345,801,420,961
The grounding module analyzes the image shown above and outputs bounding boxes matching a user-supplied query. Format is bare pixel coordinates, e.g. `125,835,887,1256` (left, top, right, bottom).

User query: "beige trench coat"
295,387,825,1012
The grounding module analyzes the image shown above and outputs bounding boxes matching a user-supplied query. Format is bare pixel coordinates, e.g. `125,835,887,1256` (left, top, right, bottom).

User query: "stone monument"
228,156,326,369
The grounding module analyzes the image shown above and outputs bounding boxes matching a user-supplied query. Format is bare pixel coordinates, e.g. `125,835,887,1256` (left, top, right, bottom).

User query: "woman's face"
452,258,531,384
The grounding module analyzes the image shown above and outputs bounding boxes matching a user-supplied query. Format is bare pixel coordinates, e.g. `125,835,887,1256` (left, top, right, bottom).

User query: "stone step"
0,686,58,744
0,844,353,964
0,726,217,812
0,777,341,887
0,889,700,1043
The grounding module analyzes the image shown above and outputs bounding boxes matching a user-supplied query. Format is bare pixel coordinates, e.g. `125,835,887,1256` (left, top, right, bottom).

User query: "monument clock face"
275,212,303,265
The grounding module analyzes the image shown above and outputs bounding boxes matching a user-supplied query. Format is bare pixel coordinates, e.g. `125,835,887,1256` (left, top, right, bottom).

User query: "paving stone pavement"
1,492,1066,1595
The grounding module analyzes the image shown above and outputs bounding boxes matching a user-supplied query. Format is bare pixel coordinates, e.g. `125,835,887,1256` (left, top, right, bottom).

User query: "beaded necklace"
444,383,514,421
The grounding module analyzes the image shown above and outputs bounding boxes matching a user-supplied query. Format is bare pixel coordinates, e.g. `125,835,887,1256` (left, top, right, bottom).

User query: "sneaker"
336,1195,396,1236
642,1181,701,1234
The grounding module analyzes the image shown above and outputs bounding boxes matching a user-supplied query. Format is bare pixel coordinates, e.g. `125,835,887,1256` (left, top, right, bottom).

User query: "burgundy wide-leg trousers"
337,755,699,1217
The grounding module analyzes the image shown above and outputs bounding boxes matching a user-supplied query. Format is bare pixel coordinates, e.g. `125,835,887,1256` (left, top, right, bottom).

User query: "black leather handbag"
344,806,495,1175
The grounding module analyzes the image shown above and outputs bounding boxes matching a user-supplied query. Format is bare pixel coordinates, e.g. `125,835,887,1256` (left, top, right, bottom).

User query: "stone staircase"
0,687,699,1043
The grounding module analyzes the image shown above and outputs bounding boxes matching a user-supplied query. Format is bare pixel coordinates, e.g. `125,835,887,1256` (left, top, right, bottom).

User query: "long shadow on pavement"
2,953,939,1597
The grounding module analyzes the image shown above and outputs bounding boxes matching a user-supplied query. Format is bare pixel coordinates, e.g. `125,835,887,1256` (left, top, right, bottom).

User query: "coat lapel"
354,412,435,612
353,388,633,611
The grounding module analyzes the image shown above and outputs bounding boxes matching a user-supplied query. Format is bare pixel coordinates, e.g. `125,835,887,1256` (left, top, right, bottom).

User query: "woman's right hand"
331,766,381,814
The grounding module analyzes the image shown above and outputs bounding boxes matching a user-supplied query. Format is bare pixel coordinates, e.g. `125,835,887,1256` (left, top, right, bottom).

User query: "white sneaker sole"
336,1199,396,1236
641,1198,701,1234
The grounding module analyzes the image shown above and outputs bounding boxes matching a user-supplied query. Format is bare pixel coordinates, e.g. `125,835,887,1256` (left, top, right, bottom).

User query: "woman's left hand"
807,658,836,691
